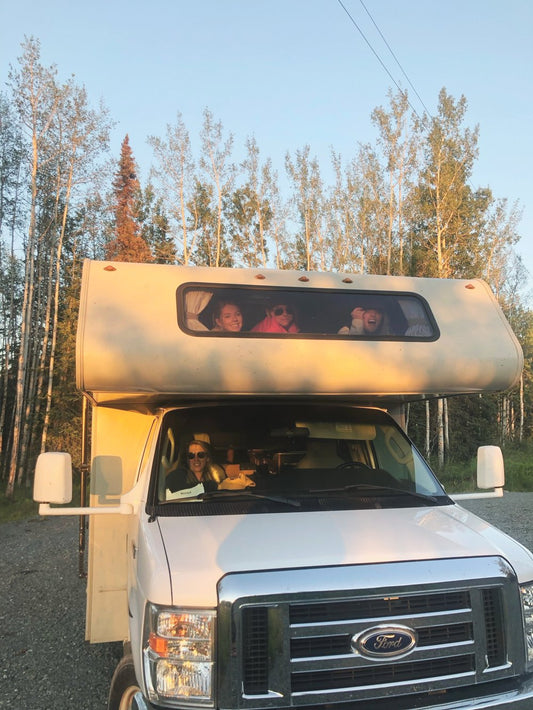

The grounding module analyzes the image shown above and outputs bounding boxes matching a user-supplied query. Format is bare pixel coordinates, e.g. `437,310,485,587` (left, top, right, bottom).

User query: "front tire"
108,654,142,710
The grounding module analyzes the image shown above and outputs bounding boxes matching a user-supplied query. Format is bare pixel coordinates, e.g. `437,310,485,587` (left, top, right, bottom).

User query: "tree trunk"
520,372,524,442
5,137,38,497
437,398,445,469
42,168,72,452
443,398,449,455
425,400,430,460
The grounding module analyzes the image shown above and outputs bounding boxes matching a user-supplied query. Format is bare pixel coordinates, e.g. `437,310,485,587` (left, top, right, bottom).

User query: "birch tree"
327,151,362,273
370,89,420,275
416,89,480,277
5,37,62,496
39,81,112,452
4,38,112,494
226,136,275,267
285,145,326,270
0,93,25,464
148,113,194,264
351,144,388,274
327,148,382,274
198,108,235,267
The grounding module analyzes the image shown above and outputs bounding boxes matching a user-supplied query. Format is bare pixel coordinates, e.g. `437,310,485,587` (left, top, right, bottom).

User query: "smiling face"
188,442,208,480
362,308,384,333
215,303,243,332
269,304,294,330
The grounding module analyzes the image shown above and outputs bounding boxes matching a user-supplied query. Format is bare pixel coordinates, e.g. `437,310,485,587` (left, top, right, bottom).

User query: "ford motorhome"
34,260,533,709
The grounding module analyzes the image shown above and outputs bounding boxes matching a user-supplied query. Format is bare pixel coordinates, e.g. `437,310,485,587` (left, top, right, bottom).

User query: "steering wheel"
336,461,371,470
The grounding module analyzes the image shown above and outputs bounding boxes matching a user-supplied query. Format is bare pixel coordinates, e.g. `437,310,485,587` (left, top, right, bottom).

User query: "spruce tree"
106,135,152,262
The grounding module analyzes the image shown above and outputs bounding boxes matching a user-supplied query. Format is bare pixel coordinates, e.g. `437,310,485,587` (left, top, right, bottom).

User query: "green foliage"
436,459,477,493
436,441,533,493
498,444,533,491
0,479,84,524
224,186,272,267
0,487,39,523
188,180,233,267
139,185,175,264
408,393,508,465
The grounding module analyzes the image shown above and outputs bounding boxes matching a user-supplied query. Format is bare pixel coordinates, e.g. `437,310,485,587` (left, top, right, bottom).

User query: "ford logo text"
352,625,417,659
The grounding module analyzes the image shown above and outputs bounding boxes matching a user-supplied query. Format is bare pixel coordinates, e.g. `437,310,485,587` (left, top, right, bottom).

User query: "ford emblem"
352,625,417,659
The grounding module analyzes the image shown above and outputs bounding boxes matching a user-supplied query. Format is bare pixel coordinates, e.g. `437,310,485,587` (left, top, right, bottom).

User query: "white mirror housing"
477,445,505,489
34,452,73,504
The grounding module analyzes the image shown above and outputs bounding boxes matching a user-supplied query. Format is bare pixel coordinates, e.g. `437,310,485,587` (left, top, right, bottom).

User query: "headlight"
520,582,533,669
143,605,216,707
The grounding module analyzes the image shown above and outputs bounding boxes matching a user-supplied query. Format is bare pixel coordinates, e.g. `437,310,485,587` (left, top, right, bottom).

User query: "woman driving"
166,439,226,493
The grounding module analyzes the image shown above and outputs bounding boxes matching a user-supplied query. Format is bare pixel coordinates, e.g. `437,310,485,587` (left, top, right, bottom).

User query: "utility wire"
336,0,428,120
358,0,432,116
354,0,480,195
336,3,482,207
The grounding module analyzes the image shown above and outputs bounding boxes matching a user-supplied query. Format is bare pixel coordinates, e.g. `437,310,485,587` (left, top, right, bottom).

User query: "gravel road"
1,493,533,710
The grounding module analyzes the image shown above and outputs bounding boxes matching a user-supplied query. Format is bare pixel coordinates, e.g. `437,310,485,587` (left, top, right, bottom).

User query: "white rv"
34,260,533,710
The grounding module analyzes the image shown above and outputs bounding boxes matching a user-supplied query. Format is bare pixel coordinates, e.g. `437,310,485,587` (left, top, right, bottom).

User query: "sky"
1,0,532,289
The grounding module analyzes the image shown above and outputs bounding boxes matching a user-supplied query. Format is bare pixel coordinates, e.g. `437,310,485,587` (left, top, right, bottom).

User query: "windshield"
153,403,448,513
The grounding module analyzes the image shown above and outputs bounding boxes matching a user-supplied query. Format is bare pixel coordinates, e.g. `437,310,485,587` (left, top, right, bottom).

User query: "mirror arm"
451,488,504,501
38,502,133,516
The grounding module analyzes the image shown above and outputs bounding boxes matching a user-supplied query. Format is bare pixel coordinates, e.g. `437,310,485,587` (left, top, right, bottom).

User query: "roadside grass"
0,480,83,524
500,445,533,491
1,444,532,523
0,487,39,523
434,443,533,493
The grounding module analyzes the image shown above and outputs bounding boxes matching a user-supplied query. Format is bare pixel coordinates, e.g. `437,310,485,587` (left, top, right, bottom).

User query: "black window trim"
176,282,440,342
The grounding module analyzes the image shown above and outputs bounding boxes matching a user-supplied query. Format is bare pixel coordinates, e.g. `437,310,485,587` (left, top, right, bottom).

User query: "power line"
336,0,429,120
358,0,432,116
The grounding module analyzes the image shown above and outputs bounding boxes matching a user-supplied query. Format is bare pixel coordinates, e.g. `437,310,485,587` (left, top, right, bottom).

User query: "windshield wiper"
310,483,441,504
160,490,301,507
200,489,302,507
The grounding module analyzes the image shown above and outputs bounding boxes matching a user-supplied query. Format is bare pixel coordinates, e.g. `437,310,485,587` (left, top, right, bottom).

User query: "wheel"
107,654,143,710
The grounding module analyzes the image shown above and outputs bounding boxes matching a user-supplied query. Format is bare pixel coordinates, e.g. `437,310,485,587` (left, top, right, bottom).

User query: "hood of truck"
155,503,533,606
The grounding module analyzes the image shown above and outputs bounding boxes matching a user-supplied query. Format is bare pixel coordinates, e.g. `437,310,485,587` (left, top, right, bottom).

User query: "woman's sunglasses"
273,306,293,316
188,451,207,460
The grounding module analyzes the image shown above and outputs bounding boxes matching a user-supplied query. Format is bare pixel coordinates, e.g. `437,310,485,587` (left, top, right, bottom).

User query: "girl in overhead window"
251,300,300,333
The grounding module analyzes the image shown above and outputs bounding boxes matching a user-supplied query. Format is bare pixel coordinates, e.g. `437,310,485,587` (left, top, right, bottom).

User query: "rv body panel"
76,261,522,404
86,406,155,642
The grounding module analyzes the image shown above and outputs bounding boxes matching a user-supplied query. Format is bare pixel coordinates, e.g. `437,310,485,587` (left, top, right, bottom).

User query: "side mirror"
34,452,73,504
477,445,504,489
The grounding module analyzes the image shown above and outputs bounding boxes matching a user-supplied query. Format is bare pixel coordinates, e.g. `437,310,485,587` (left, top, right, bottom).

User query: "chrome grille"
291,655,475,691
290,622,473,658
289,590,469,623
217,557,524,709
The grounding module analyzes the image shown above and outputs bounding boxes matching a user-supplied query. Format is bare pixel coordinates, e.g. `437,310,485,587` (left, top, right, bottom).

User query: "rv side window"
178,285,438,339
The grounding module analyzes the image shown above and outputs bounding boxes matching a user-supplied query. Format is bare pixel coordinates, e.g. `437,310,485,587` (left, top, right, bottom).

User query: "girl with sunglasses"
166,439,226,493
251,302,300,333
